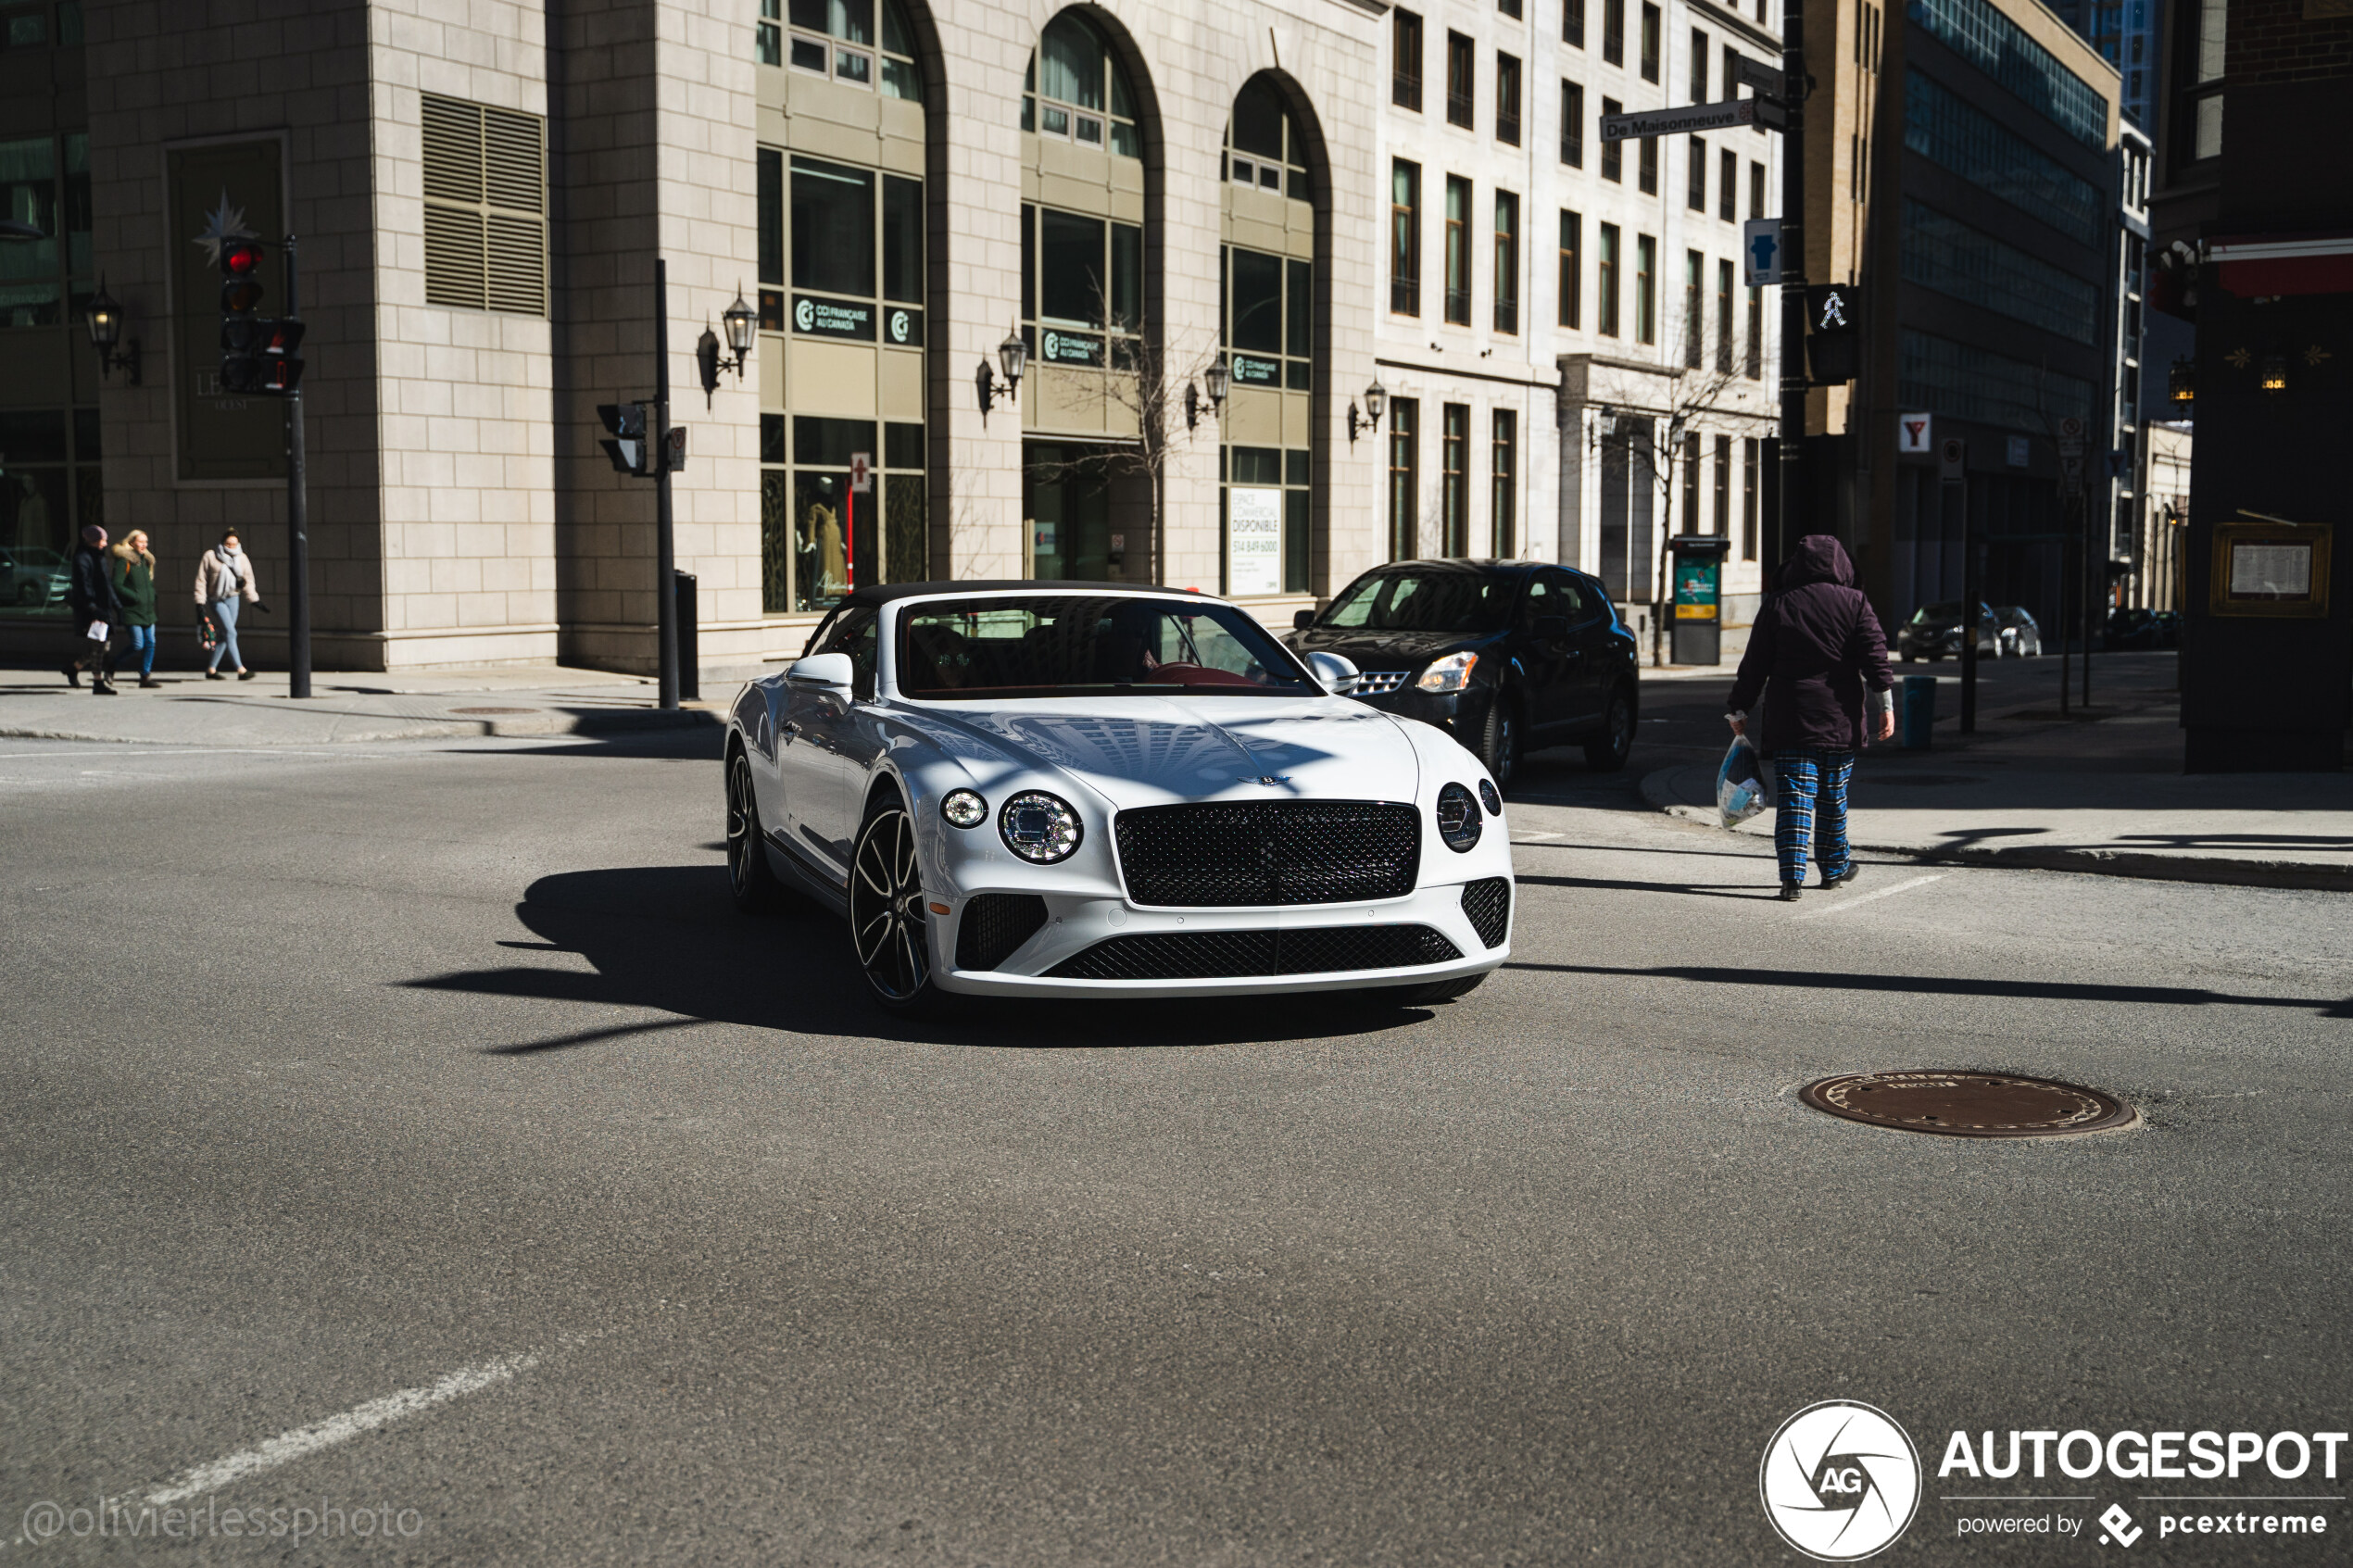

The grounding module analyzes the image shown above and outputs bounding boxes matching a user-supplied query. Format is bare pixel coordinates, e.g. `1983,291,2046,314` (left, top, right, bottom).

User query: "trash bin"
673,570,698,702
1900,673,1937,749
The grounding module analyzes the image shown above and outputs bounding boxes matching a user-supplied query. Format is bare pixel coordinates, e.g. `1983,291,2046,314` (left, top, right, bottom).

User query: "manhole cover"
1799,1071,2135,1137
451,707,536,715
1871,774,1986,787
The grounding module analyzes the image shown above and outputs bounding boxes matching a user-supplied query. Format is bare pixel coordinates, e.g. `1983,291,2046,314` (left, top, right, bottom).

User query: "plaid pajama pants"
1772,749,1856,886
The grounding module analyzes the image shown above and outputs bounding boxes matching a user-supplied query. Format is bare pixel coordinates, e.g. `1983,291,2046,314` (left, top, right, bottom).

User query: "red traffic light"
221,239,264,276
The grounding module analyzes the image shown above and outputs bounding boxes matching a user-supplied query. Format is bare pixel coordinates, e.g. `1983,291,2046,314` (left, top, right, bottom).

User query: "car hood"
901,696,1424,810
1290,625,1491,667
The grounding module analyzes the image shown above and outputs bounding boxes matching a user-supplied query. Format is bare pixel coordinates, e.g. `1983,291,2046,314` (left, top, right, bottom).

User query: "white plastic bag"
1717,734,1775,829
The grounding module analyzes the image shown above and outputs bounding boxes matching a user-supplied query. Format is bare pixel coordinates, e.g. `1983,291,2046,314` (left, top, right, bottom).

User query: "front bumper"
933,882,1509,998
1346,684,1488,741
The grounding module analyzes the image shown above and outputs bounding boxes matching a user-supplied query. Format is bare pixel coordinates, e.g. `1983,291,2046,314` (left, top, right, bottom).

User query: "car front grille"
1460,878,1511,948
954,892,1049,971
1350,671,1410,696
1114,800,1420,907
1045,924,1463,982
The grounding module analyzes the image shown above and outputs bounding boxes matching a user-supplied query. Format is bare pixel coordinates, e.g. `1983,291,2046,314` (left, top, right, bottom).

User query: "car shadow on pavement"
401,862,1441,1052
1505,961,2353,1018
1514,872,1778,901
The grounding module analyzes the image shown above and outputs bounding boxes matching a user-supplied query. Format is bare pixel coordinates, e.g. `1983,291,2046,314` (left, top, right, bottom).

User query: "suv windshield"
1321,571,1514,633
897,596,1317,700
1912,602,1970,623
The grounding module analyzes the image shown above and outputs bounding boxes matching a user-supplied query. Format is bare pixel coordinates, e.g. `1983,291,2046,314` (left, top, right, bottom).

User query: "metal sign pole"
1775,0,1808,580
653,257,679,712
283,234,311,699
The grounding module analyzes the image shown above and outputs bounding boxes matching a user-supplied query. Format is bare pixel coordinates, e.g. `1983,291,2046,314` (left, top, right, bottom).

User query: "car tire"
1900,649,1916,663
1583,684,1635,772
724,745,787,914
849,787,939,1015
1364,972,1489,1007
1475,690,1521,789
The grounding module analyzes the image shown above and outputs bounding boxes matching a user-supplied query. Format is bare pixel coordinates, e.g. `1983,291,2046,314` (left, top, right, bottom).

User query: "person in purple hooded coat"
1724,534,1895,900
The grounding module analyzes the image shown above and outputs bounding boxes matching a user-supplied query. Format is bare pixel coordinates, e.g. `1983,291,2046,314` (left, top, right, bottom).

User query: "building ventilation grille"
422,94,547,316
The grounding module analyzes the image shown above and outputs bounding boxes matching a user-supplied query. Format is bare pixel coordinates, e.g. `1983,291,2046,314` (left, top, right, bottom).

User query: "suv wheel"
1476,692,1520,788
1584,684,1635,772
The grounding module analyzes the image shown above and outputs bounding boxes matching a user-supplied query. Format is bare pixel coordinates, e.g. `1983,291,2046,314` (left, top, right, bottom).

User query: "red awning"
2208,232,2353,297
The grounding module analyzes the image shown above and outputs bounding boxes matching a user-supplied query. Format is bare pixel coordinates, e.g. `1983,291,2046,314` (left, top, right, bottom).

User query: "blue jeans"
124,623,157,676
1772,749,1856,885
208,598,243,671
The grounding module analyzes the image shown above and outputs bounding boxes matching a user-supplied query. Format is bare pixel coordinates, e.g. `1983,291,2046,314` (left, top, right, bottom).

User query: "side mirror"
1306,650,1360,695
1532,614,1570,640
786,652,855,690
1292,608,1317,632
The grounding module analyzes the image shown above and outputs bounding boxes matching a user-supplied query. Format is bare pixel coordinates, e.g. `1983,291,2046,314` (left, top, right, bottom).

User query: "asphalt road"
3,691,2345,1565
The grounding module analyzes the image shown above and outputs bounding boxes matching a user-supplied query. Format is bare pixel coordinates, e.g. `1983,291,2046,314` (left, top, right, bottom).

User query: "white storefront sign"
1227,487,1284,598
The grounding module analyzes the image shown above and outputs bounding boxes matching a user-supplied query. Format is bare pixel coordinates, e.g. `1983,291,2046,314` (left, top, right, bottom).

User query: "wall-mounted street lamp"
2168,357,2195,407
85,275,141,385
1186,359,1230,429
1345,378,1387,445
2259,353,2288,396
1588,404,1619,452
976,326,1027,419
694,286,757,408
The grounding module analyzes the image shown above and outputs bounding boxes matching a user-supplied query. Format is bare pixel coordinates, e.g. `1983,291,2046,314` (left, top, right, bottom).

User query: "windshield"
1912,602,1971,623
1320,571,1514,633
896,596,1318,701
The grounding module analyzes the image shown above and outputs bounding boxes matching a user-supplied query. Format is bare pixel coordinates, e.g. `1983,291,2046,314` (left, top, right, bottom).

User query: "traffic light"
219,237,267,394
1805,282,1863,384
598,402,648,475
257,316,306,393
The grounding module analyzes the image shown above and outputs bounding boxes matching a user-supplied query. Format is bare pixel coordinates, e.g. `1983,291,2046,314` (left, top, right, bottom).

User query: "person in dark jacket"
1726,534,1895,899
62,523,122,696
110,530,161,687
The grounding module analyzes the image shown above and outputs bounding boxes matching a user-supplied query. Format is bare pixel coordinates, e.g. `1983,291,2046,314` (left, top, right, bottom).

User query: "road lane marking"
1793,872,1944,920
138,1351,537,1505
1510,831,1567,842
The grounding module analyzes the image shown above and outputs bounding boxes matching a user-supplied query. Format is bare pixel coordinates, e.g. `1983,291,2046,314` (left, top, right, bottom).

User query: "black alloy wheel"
1477,691,1520,789
1584,685,1635,772
849,794,937,1011
725,746,785,913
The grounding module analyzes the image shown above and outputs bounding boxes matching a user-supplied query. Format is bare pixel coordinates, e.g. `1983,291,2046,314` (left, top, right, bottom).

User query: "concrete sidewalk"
1640,677,2353,891
0,663,725,744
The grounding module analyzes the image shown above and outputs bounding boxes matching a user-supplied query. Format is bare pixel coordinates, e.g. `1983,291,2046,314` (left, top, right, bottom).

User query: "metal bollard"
673,570,698,702
1900,673,1937,749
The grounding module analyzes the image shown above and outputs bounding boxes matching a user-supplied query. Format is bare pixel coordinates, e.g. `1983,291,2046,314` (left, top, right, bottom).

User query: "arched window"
759,0,923,100
1021,13,1140,157
1224,76,1310,203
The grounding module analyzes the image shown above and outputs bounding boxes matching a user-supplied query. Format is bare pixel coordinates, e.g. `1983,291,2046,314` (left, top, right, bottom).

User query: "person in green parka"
109,529,160,687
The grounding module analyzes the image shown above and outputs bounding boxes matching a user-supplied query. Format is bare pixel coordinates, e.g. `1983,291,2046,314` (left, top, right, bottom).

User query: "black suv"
1897,601,1998,662
1285,559,1641,786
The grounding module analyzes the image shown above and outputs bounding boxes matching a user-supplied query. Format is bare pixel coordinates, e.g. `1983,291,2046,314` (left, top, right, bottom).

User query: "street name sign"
1601,100,1757,140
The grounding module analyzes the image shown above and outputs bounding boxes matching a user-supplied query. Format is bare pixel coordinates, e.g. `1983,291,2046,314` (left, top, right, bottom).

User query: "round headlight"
940,788,988,828
1478,779,1503,816
1436,783,1482,852
999,791,1083,863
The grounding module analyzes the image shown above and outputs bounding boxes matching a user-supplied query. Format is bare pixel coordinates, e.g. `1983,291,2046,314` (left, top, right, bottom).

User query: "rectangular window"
1743,437,1760,558
1681,431,1700,532
1638,135,1657,195
1717,257,1734,371
1496,53,1522,145
1444,175,1471,325
1683,249,1703,368
1745,284,1761,377
1899,329,2093,436
757,148,783,287
1390,159,1421,316
1111,221,1141,333
1689,27,1707,102
1441,404,1470,557
1636,233,1655,345
1898,198,2099,344
1038,207,1105,326
1904,71,2104,246
1020,203,1035,321
1501,0,1522,18
1601,98,1623,182
1557,209,1581,329
1560,81,1584,167
421,94,548,316
881,174,923,304
1229,248,1283,353
1721,44,1739,101
1393,8,1423,111
1446,31,1475,128
1750,160,1764,220
1688,136,1706,210
1602,0,1623,65
1719,148,1737,220
1565,0,1584,48
1492,410,1518,558
1713,435,1731,534
1287,257,1312,360
1640,3,1660,82
1597,223,1620,337
1388,399,1419,560
1492,190,1518,334
791,155,875,299
1910,0,2106,149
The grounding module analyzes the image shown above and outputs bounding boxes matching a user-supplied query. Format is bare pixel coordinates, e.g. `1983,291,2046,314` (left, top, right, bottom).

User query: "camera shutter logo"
1759,1401,1921,1561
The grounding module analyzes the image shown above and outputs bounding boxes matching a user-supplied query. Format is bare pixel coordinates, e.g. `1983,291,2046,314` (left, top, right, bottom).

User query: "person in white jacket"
193,530,262,681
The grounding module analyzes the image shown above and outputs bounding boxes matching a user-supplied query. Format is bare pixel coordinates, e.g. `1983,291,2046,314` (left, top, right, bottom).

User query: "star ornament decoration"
1759,1401,1921,1561
193,191,258,268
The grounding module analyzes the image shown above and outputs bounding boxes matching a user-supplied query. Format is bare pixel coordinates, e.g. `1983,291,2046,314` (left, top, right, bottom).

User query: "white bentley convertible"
724,583,1515,1011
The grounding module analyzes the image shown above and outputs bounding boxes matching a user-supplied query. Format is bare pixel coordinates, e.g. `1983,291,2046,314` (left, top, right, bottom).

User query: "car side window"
1529,570,1589,626
1520,574,1554,625
822,608,880,700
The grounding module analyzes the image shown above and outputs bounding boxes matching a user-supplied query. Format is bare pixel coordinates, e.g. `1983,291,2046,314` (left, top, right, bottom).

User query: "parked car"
724,581,1516,1012
0,544,69,608
2104,607,2170,651
2151,610,2183,647
1993,605,2043,659
1283,559,1641,786
1897,601,1999,662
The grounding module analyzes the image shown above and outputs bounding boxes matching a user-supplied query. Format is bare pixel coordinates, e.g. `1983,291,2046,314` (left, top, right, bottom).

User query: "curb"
1636,765,2353,895
0,707,722,746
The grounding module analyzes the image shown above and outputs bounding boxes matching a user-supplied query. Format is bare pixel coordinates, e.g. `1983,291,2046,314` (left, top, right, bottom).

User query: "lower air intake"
955,893,1050,971
1045,924,1463,982
1460,878,1511,948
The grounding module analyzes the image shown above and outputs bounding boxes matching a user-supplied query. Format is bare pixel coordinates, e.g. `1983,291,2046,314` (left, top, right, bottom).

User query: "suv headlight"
1416,651,1478,693
1435,783,1482,852
999,792,1083,863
